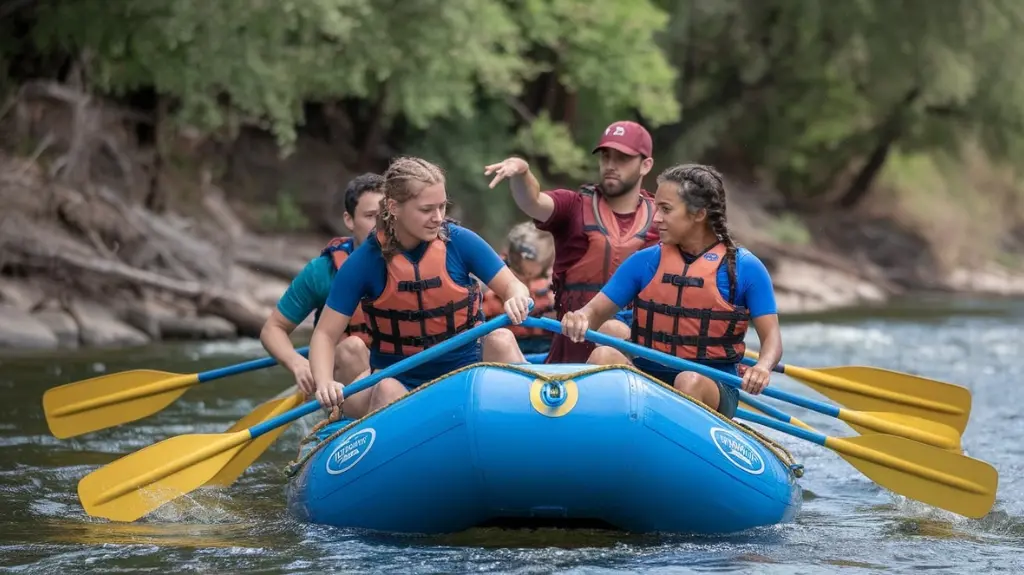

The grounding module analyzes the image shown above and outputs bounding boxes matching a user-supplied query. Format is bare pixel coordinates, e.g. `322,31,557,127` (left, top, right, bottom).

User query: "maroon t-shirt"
534,188,660,363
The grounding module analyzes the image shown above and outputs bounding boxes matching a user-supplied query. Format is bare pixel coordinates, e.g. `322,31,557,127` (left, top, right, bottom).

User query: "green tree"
651,0,1024,209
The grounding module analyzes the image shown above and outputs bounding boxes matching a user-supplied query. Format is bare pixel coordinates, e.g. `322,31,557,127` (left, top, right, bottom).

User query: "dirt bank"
3,146,1017,353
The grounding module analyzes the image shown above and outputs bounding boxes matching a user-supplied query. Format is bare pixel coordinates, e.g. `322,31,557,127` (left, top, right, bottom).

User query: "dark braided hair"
656,164,739,303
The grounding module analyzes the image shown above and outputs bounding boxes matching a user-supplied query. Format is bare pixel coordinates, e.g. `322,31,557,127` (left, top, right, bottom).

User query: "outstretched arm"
484,157,555,222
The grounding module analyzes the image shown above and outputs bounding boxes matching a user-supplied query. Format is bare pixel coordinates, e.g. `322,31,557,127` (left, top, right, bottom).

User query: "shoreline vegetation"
2,142,1022,352
3,2,1024,351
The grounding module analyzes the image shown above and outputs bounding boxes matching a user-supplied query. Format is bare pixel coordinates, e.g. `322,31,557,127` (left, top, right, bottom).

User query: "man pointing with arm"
485,121,660,363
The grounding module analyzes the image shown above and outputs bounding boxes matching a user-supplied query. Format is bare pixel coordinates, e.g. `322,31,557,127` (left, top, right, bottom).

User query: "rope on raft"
283,362,802,478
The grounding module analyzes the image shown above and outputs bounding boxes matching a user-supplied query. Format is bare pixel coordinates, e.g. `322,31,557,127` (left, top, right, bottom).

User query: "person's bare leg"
596,319,630,339
365,378,409,413
334,336,373,418
587,345,631,365
334,336,370,384
481,328,527,363
673,371,721,410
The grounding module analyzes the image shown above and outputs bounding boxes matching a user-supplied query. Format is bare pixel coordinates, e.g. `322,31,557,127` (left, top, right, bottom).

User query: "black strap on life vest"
361,267,481,356
630,255,750,361
561,185,651,314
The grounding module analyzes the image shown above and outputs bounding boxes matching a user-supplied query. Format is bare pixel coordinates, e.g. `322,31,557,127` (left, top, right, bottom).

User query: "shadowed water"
1,295,1023,574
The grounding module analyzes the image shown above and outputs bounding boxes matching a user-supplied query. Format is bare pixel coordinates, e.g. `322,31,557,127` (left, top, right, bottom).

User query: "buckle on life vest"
662,274,704,288
374,327,470,349
397,277,443,292
364,299,471,322
648,332,746,347
634,300,750,321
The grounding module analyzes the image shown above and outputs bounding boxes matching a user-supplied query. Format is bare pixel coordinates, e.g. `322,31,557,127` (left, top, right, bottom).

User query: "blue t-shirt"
600,244,776,372
325,224,506,384
275,239,354,326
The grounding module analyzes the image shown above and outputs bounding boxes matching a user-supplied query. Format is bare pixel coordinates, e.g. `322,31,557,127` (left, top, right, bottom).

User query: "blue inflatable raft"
284,362,802,535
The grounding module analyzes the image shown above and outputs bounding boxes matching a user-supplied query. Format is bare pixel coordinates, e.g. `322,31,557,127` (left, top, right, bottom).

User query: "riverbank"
3,80,1024,352
3,148,1023,353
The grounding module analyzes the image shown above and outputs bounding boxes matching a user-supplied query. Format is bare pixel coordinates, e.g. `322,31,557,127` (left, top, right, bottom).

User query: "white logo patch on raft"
710,426,766,475
325,428,376,475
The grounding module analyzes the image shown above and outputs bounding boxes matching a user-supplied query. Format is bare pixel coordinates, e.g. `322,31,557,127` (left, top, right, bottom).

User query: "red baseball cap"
592,121,653,157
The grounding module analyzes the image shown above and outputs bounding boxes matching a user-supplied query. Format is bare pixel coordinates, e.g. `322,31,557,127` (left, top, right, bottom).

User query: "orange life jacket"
557,185,655,315
630,243,750,362
481,275,557,339
319,237,371,345
360,230,482,356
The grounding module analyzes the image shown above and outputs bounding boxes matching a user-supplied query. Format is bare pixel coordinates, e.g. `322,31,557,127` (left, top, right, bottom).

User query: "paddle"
733,408,995,519
77,313,514,522
204,390,305,487
525,318,959,451
741,350,971,435
43,347,310,439
522,317,997,518
738,395,816,432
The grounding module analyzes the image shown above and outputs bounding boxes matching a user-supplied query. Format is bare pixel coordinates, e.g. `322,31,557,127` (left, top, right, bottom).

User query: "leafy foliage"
5,0,1024,227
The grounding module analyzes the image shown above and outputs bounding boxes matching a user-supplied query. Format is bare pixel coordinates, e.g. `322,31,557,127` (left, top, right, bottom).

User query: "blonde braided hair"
376,156,448,259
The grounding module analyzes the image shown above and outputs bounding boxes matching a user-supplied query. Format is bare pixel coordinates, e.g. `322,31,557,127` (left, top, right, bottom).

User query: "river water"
2,295,1023,574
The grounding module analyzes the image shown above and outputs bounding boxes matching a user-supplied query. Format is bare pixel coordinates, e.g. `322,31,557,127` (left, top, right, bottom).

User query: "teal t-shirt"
276,256,337,326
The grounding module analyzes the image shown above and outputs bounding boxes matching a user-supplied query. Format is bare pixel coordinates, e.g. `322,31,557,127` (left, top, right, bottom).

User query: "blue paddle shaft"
248,313,515,439
523,317,842,420
197,347,310,383
736,393,797,426
735,408,827,447
741,355,788,374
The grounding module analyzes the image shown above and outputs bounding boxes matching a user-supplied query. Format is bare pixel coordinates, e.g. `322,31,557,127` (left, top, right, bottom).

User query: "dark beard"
598,174,640,198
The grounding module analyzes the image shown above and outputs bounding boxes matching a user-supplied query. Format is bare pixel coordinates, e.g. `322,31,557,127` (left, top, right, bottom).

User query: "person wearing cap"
484,121,660,363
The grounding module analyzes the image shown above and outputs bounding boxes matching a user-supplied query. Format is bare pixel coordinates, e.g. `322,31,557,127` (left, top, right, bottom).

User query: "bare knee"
335,336,369,362
482,328,525,363
588,345,629,365
673,371,720,408
368,377,408,411
334,336,370,384
597,319,630,340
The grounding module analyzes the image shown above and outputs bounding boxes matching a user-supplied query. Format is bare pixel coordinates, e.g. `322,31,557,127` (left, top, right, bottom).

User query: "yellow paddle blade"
797,365,972,435
78,431,251,522
44,370,199,439
205,392,305,487
826,434,997,519
840,410,961,452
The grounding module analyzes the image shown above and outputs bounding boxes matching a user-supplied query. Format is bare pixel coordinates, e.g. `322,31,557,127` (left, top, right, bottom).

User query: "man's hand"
484,157,530,189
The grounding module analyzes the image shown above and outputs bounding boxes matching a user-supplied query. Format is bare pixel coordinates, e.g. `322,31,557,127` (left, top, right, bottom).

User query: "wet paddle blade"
78,431,250,522
828,434,997,519
205,392,306,487
791,365,972,435
44,370,198,439
842,411,962,452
